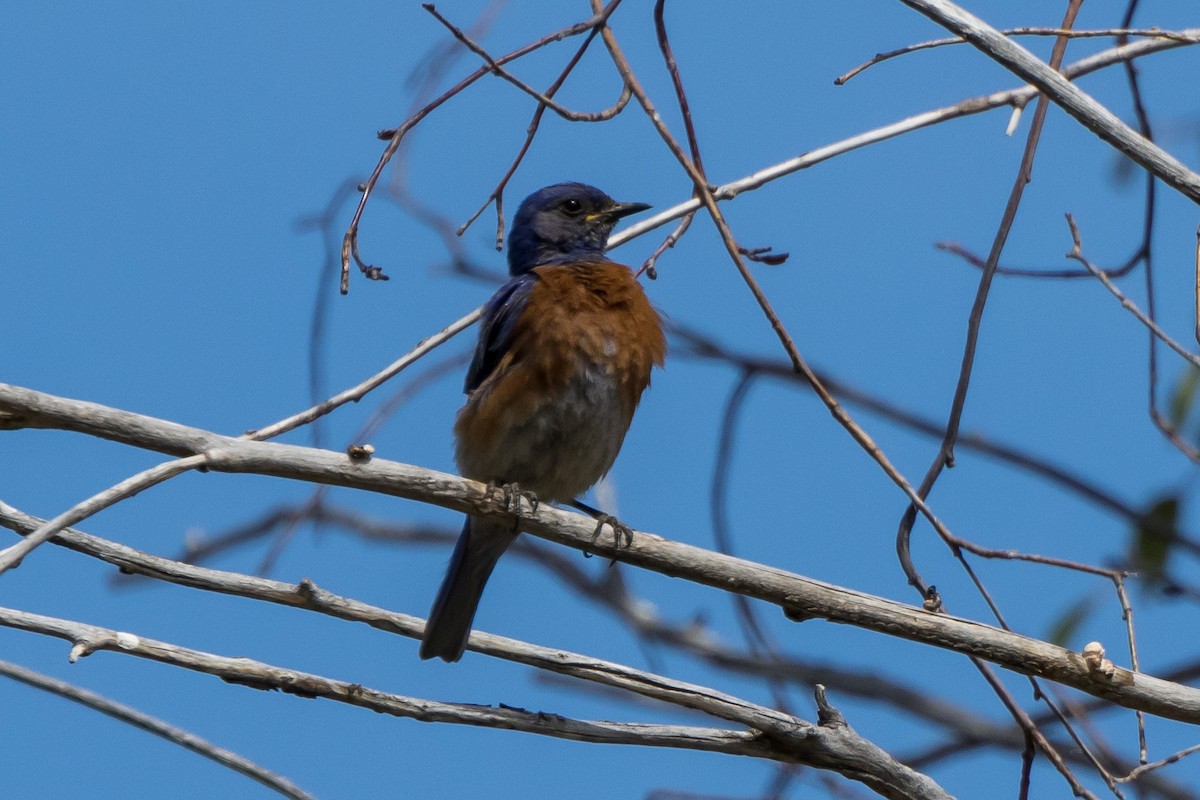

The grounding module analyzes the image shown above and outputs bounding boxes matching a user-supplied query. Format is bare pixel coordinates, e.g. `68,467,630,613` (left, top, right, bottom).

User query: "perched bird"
419,182,665,662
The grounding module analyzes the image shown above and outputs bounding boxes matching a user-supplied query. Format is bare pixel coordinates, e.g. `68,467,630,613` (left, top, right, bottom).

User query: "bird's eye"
561,199,583,215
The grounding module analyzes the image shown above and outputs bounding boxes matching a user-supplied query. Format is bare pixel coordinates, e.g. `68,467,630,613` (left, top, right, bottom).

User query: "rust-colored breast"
521,261,665,418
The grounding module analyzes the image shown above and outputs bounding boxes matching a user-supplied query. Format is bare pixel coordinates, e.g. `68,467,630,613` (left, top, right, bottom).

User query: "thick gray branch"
0,605,768,753
3,382,1199,723
897,0,1200,202
0,604,952,799
0,502,950,798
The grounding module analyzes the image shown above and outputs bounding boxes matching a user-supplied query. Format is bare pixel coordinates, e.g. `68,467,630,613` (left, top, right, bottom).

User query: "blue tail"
419,516,517,662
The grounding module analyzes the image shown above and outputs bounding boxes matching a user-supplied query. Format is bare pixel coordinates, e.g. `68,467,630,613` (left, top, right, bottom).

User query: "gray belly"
456,363,630,502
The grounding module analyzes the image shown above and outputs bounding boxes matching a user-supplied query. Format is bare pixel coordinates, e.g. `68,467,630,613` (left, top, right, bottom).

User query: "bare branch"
0,455,206,576
0,659,316,800
0,605,782,756
4,384,1200,722
896,0,1200,202
423,3,631,123
611,30,1200,250
339,1,624,292
0,586,951,796
1066,215,1200,372
25,496,1182,793
836,27,1200,84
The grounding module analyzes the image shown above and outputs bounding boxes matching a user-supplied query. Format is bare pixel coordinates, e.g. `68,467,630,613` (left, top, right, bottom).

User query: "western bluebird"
419,182,665,662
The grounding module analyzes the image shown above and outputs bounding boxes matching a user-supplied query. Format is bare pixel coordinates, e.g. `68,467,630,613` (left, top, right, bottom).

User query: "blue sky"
3,2,1200,798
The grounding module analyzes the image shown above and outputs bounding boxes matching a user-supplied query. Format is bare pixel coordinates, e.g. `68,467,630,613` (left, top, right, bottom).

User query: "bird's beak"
594,201,651,223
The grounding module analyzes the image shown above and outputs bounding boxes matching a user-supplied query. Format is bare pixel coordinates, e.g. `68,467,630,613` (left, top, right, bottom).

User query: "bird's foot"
568,500,634,562
485,481,538,523
590,513,634,551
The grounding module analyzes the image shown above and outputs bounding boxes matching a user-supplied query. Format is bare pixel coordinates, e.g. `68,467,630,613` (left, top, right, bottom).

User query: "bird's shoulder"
463,272,538,394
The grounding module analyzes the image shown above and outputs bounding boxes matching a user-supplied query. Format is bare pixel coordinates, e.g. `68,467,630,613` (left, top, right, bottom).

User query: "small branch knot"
922,586,944,613
296,577,320,600
1082,641,1116,679
814,685,847,729
69,638,97,663
346,443,376,462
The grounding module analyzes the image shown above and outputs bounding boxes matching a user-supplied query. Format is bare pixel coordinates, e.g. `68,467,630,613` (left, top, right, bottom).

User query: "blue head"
506,182,650,275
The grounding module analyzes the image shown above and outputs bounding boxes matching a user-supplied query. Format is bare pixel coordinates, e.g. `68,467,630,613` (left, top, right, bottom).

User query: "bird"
419,182,665,662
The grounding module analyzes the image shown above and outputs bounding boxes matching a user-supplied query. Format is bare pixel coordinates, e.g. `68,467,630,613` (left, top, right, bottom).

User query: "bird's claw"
485,481,539,520
590,513,634,552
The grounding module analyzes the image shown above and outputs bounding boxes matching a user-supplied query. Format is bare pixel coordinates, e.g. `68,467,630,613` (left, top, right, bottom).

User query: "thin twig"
887,8,1109,795
897,0,1200,202
651,0,789,712
637,212,695,278
896,0,1080,599
0,659,316,800
0,455,206,576
0,304,480,575
339,2,621,292
256,352,468,575
295,177,364,449
610,31,1200,248
456,5,624,246
710,372,792,713
423,3,631,123
935,239,1145,280
653,0,705,175
670,323,1200,561
1113,575,1147,764
250,308,480,442
1119,744,1200,784
1066,216,1200,374
837,27,1200,84
1065,213,1200,464
1113,0,1191,477
594,0,966,615
1194,222,1200,346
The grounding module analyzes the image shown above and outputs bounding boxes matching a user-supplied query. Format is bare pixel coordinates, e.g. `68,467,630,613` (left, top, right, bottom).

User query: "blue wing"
464,271,538,394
